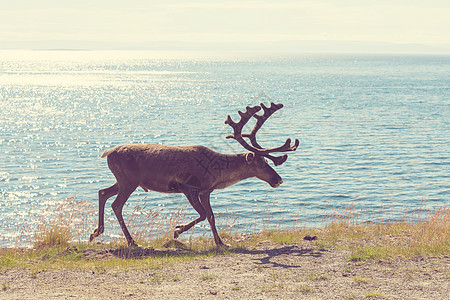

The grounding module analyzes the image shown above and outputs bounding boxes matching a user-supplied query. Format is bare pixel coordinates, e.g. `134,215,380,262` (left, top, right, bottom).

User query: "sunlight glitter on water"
1,51,448,246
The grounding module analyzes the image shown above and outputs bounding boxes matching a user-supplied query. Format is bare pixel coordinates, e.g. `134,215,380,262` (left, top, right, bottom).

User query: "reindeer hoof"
174,225,184,239
128,240,139,248
89,227,104,242
215,239,230,248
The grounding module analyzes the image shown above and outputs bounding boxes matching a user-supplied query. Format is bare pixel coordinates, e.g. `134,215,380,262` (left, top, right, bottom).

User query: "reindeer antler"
244,102,299,165
225,105,262,153
225,102,299,166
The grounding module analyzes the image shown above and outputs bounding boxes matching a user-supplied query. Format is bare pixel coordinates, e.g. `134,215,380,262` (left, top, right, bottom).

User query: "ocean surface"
0,51,449,247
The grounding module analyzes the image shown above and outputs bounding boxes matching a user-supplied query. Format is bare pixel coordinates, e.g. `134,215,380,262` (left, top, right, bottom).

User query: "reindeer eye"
257,157,268,166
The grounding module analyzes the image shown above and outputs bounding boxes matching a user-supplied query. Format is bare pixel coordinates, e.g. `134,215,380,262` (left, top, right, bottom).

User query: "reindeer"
89,102,299,247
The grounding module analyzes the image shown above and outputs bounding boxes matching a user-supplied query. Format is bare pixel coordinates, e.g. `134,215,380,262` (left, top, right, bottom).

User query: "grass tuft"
353,276,370,284
31,197,95,248
199,274,218,280
306,273,329,281
296,284,314,293
365,291,382,298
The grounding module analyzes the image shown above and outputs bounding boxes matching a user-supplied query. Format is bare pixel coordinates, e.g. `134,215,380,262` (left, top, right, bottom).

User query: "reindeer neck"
213,153,254,189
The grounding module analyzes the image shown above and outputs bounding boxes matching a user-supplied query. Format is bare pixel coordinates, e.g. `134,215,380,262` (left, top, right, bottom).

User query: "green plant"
151,276,162,283
296,284,313,293
349,247,383,262
199,274,218,280
1,282,9,291
270,271,281,281
353,276,369,284
30,270,39,279
365,291,382,298
316,241,329,250
306,273,328,281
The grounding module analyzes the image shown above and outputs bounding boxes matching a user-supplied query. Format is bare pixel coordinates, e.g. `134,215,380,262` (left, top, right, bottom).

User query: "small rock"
210,290,217,295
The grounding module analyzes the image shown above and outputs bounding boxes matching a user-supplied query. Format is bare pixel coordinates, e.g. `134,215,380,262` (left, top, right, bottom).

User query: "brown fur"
89,144,282,247
90,103,297,247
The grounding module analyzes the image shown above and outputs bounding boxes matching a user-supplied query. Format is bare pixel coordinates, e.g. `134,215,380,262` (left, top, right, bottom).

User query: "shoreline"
1,239,448,299
1,208,448,298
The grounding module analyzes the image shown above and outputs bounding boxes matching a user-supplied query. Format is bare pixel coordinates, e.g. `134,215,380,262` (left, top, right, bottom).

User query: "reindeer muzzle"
271,179,283,188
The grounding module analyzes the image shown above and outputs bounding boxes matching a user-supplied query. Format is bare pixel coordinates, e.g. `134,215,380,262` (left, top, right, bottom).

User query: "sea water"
0,51,448,247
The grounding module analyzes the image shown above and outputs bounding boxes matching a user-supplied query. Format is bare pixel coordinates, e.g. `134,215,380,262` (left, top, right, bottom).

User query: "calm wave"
1,51,449,247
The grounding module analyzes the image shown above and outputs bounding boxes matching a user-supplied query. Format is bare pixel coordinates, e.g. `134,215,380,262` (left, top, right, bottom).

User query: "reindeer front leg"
173,183,206,239
199,192,228,247
111,184,139,247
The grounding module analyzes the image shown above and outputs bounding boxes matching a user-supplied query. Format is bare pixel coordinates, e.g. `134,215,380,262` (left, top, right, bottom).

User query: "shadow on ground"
57,239,324,265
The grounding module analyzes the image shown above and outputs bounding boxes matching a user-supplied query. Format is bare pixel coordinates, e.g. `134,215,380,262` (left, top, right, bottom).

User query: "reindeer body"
90,103,298,247
103,144,281,194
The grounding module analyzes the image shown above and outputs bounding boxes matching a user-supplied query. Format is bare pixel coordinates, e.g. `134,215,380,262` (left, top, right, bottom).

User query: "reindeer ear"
245,152,255,163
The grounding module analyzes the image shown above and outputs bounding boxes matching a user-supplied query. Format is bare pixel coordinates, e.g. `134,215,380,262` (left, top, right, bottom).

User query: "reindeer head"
225,102,299,187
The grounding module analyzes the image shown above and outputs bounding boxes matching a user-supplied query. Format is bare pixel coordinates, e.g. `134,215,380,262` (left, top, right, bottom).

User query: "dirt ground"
1,240,448,300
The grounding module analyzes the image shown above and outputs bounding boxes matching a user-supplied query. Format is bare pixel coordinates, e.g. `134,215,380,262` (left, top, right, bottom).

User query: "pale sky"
1,0,449,52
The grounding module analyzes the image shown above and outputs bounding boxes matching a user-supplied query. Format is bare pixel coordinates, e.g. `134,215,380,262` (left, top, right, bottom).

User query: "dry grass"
241,203,449,261
13,196,192,249
2,196,448,271
29,197,95,248
125,203,191,244
333,206,449,260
